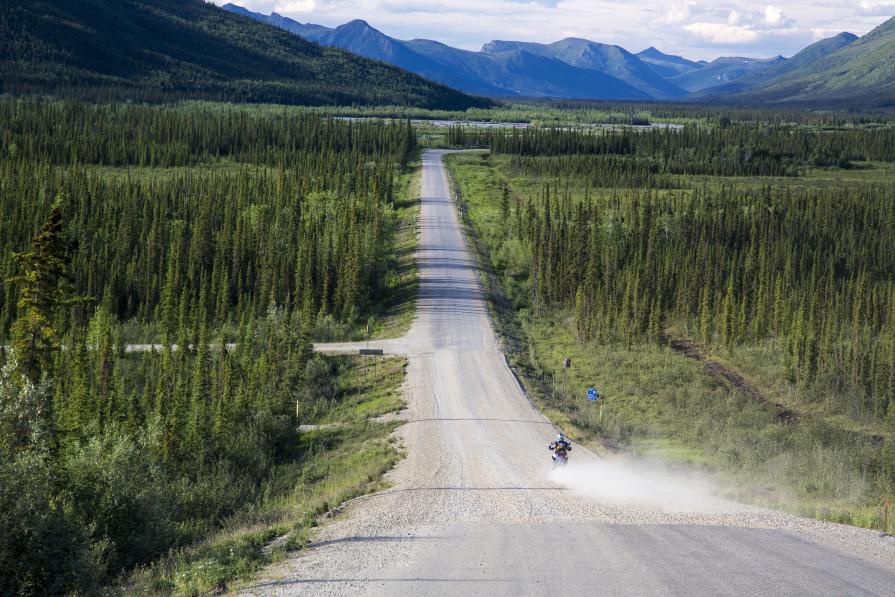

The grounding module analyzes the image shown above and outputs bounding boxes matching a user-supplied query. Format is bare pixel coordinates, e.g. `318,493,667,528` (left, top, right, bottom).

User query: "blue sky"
214,1,894,60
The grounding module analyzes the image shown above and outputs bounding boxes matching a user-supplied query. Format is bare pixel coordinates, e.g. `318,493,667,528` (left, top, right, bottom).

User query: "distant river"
333,117,683,130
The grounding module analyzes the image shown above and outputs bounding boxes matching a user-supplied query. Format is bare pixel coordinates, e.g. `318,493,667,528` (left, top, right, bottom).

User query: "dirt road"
241,150,895,596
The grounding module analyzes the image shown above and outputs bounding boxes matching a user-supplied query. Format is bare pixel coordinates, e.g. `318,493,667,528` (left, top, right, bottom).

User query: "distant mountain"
315,19,439,73
316,19,648,99
222,5,660,100
480,38,687,99
223,4,331,38
695,32,859,97
399,39,510,96
470,48,650,99
637,47,707,78
728,18,895,106
0,0,488,109
225,9,506,96
671,56,786,93
218,4,895,106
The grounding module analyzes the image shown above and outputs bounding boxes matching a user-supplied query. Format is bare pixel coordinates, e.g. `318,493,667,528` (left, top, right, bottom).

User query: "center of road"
244,150,895,597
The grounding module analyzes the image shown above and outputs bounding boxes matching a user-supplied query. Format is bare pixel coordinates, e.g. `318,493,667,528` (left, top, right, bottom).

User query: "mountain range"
224,4,895,107
722,22,895,106
0,0,891,109
0,0,488,110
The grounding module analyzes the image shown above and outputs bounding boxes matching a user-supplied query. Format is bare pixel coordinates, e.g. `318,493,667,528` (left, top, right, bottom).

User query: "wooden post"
885,500,890,533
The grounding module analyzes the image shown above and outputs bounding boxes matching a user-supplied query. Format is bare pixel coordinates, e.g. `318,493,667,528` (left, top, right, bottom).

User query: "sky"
213,1,894,60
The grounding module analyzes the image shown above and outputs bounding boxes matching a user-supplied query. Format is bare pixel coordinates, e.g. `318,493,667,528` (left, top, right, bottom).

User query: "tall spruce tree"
7,198,81,383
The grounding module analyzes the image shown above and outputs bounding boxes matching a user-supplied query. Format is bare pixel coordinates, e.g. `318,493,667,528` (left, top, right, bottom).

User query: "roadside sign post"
359,347,383,391
366,319,374,383
586,387,602,423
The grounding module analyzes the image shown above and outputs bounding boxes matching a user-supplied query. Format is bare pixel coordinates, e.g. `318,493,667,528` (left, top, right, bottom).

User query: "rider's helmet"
557,433,566,442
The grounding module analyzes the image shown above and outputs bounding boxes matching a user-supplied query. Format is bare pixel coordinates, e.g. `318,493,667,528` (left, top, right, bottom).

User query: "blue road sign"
587,387,599,401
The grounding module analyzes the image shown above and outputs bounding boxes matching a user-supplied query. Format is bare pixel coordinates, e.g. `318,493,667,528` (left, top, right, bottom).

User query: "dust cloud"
549,455,724,512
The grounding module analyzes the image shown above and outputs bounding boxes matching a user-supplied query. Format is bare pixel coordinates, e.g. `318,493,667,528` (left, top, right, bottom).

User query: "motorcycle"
551,449,569,467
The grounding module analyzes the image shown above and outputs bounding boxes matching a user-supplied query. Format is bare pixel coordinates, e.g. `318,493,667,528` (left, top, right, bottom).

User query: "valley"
1,1,895,595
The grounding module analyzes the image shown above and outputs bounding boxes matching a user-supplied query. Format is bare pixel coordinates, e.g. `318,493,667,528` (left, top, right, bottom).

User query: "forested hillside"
446,121,895,532
729,17,895,106
480,38,687,100
694,33,858,97
636,47,706,79
0,99,417,593
670,56,785,93
0,0,488,109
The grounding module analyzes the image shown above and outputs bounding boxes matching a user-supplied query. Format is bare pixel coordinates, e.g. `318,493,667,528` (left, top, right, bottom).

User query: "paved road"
241,150,895,596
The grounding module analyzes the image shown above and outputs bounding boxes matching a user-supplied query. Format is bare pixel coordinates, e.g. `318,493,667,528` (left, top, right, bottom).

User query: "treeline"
0,100,415,593
448,124,895,176
504,155,686,190
0,99,415,168
501,181,895,420
0,99,415,337
513,98,895,126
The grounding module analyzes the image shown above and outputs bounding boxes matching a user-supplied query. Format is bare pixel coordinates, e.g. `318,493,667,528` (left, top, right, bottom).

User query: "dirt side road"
240,150,895,596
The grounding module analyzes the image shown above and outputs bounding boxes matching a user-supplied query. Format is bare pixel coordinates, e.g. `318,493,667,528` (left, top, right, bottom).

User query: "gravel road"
240,150,895,596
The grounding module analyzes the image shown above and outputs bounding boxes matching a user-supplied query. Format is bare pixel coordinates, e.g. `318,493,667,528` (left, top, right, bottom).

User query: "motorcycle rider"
549,433,572,463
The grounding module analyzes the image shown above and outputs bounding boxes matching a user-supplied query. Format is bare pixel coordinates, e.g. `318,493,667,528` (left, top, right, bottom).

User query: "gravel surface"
239,150,895,596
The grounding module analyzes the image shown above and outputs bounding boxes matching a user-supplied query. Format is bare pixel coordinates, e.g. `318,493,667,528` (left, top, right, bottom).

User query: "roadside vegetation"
0,98,416,594
3,94,895,593
444,115,895,534
368,160,421,340
128,355,406,595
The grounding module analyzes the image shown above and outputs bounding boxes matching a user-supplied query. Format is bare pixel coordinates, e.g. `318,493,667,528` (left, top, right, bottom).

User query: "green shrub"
0,452,94,595
59,430,176,574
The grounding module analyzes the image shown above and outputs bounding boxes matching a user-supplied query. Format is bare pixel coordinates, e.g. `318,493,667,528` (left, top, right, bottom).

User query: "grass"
445,151,895,535
313,356,407,424
369,157,421,340
124,355,407,595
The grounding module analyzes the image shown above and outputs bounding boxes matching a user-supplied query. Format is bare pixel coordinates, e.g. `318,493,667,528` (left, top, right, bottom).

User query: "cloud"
379,1,452,14
277,0,317,11
678,3,801,48
857,1,895,16
661,1,694,25
684,22,760,44
764,5,783,25
762,4,792,27
506,0,560,7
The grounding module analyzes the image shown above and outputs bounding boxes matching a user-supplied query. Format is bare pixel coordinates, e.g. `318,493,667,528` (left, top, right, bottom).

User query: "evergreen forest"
0,98,417,593
4,94,895,592
445,118,895,532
